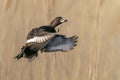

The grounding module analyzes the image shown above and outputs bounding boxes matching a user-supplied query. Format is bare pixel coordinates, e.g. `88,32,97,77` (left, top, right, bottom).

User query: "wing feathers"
26,34,55,43
44,35,78,52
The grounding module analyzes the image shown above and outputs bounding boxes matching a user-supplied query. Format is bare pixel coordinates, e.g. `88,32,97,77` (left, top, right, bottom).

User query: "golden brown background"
0,0,120,80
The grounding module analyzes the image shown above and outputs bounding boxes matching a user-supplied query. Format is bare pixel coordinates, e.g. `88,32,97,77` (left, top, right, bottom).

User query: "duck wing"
26,27,56,44
25,27,56,57
44,35,78,52
14,27,56,60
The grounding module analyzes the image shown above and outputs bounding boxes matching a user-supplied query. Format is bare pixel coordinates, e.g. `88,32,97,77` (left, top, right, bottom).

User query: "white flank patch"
26,34,55,43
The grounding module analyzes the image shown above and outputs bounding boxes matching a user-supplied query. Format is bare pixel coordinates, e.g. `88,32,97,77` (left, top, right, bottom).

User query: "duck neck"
50,20,60,28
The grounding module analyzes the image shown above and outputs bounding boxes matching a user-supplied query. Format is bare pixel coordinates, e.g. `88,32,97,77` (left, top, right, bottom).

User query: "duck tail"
14,46,25,60
14,52,24,60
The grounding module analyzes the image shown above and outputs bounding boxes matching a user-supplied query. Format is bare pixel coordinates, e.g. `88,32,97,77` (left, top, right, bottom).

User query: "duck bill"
60,19,67,23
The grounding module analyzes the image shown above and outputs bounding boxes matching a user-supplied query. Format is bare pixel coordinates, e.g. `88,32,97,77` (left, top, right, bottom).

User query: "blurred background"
0,0,120,80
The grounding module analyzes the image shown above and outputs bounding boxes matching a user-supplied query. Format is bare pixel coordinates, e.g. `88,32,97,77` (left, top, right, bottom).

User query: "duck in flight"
14,17,78,60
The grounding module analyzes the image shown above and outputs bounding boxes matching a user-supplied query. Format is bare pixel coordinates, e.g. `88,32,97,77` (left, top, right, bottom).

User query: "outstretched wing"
26,27,56,44
44,35,78,52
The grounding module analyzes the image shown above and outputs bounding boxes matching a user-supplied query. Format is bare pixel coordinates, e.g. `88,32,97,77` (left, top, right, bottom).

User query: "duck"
14,17,78,60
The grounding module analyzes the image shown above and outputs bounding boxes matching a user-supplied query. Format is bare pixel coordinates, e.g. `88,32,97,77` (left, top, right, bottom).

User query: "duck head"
50,17,67,28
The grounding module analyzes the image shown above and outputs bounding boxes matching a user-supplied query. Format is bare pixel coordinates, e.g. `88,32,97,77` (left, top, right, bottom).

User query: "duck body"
15,26,56,59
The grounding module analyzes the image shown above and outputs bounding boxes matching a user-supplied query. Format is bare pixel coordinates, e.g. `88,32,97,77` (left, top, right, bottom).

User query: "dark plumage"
14,17,78,60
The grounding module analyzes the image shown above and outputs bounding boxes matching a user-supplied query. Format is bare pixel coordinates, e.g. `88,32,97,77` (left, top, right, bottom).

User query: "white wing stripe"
42,37,45,42
41,37,43,42
26,37,36,43
37,37,40,42
26,35,55,43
